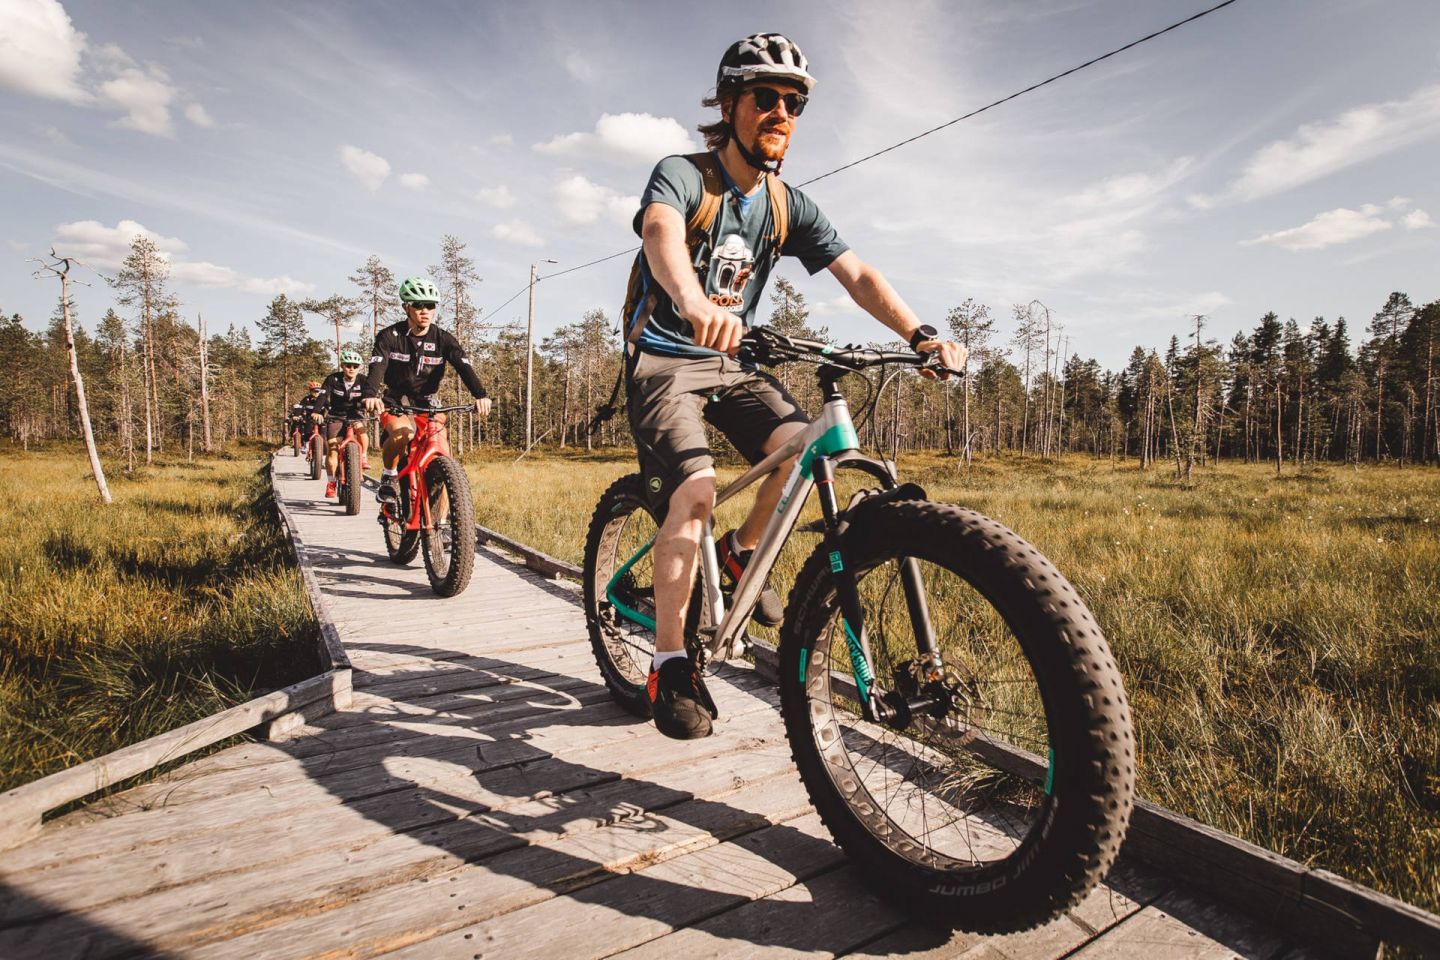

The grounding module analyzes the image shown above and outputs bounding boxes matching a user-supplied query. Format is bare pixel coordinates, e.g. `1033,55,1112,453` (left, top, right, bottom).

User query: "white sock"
381,468,397,479
652,649,688,669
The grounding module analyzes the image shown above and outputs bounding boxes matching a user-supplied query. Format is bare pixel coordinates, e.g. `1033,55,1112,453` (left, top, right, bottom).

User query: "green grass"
0,443,321,796
463,445,1440,913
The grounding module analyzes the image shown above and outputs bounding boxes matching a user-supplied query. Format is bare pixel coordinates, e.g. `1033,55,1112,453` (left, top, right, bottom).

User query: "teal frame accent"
842,618,873,702
799,423,860,479
604,538,657,631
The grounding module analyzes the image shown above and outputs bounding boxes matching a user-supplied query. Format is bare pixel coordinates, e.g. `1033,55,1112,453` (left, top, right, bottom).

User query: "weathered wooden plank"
1,695,790,888
608,863,908,959
15,768,815,956
181,761,807,959
1125,798,1391,958
1,737,799,935
374,811,843,960
1068,885,1300,960
0,669,350,851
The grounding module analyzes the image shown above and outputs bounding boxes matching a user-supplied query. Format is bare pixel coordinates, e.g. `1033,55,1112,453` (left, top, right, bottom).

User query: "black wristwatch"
908,324,938,352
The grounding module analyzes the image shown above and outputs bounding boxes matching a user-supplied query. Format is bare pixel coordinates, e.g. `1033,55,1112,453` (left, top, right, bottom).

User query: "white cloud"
535,112,698,164
1228,84,1440,201
35,124,73,147
1402,209,1433,230
1063,159,1195,212
51,218,313,295
399,172,430,190
564,53,594,83
492,219,544,248
475,185,516,208
488,132,514,147
0,0,91,103
339,145,390,190
184,102,214,128
1245,205,1393,251
53,218,187,266
98,63,178,136
553,175,638,226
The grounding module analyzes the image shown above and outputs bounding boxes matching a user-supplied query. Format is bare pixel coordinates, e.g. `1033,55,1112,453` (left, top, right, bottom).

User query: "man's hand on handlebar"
914,338,968,380
474,397,492,418
362,397,384,417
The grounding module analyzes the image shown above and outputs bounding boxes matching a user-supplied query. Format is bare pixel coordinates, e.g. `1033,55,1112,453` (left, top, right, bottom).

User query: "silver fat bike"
581,327,1134,932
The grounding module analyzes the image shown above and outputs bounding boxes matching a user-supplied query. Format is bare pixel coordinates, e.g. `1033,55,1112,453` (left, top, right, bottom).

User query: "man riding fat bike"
622,32,967,739
360,276,492,507
292,381,325,441
318,349,370,499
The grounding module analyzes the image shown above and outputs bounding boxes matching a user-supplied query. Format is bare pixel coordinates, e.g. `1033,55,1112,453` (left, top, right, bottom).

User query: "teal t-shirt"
632,153,849,358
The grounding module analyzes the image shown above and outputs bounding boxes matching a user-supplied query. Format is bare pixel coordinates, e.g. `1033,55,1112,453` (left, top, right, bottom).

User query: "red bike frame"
333,421,364,493
297,421,320,461
392,412,448,532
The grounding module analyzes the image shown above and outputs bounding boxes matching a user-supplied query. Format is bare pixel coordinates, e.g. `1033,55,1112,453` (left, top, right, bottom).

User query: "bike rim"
804,556,1054,872
594,502,660,686
426,477,454,572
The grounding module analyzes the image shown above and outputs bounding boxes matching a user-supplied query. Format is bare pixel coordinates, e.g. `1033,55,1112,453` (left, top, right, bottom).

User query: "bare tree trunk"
43,258,113,502
198,313,213,452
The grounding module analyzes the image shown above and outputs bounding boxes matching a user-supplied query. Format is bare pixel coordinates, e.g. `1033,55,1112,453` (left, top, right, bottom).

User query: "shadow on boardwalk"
287,639,957,955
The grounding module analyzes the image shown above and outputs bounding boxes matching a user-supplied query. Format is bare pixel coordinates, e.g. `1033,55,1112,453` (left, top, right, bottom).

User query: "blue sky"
2,0,1437,369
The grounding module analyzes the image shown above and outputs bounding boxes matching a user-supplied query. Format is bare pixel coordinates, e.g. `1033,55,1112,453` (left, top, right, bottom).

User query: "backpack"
589,153,791,436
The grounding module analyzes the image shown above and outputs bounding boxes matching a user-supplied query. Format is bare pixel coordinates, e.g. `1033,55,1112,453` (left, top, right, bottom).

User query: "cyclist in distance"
625,32,966,740
300,380,325,432
360,276,492,507
318,349,369,499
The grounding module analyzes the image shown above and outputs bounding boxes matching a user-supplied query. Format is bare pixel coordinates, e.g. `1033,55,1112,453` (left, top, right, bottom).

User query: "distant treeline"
4,232,1437,473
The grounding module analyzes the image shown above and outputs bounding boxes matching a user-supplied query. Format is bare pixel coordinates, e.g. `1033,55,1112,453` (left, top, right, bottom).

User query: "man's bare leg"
735,421,806,549
652,472,716,654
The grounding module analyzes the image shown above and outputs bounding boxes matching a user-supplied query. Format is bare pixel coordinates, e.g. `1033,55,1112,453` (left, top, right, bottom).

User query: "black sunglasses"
408,301,438,310
341,363,360,369
749,87,807,117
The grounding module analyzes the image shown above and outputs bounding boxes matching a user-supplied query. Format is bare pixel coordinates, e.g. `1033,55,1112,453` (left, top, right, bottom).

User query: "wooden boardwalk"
0,455,1332,959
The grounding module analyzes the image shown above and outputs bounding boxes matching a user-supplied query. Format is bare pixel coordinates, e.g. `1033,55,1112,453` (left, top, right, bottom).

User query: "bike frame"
605,371,941,724
330,420,363,487
394,412,448,532
300,421,320,461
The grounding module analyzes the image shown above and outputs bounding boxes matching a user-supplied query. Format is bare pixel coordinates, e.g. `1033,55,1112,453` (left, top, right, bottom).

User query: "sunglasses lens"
750,87,806,116
411,301,436,310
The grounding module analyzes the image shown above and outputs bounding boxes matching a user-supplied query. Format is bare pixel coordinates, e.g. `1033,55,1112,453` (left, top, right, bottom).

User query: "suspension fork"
813,456,884,723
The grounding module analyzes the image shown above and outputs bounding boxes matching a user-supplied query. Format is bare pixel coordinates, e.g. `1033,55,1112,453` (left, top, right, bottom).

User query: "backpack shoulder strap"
765,173,790,261
621,153,727,346
684,152,725,244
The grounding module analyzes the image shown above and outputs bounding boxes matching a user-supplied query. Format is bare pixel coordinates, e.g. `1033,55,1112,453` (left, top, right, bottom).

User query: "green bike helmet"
398,276,440,303
339,349,364,366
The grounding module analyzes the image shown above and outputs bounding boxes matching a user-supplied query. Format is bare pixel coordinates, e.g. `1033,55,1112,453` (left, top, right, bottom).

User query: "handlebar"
736,327,964,379
382,401,478,416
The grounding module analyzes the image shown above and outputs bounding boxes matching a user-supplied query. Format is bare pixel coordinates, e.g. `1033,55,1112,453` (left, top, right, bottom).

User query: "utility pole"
525,258,558,450
33,250,112,504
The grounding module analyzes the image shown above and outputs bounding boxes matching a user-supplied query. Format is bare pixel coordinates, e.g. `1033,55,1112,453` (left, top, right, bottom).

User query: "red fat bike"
327,418,367,516
295,420,323,479
378,402,477,597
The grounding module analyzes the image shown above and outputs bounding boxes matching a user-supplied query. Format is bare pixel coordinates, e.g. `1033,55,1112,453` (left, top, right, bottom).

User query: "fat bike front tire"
778,498,1134,933
420,456,476,597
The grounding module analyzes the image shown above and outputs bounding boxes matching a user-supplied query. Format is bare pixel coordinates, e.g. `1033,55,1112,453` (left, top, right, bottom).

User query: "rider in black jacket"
360,276,491,505
317,350,370,498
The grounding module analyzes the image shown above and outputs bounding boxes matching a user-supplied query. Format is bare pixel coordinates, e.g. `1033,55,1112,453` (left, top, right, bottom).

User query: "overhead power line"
796,0,1241,188
478,0,1243,307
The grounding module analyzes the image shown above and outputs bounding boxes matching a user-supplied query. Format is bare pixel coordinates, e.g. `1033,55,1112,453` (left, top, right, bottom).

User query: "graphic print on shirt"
707,234,755,312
